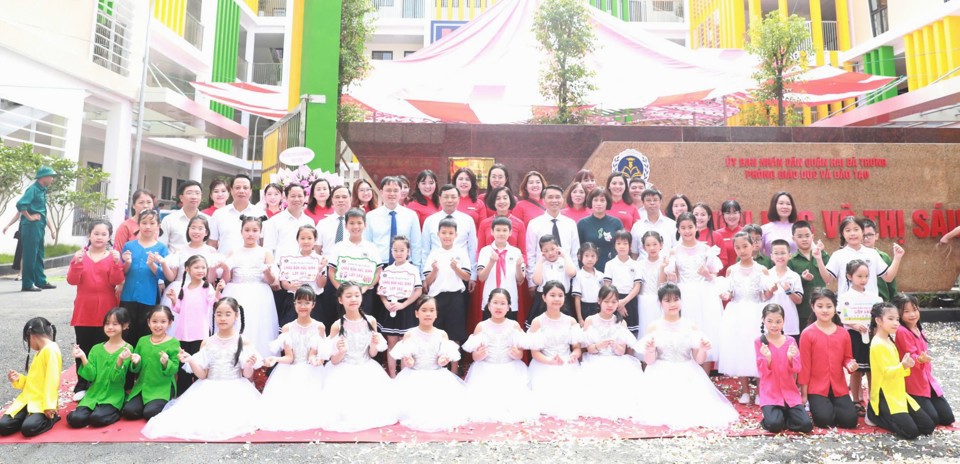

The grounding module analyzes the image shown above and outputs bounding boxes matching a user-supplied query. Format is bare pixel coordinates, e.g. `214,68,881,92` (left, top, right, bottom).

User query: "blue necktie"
388,210,397,264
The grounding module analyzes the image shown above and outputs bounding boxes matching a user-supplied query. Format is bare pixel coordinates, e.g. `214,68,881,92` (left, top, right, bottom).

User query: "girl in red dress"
716,199,743,274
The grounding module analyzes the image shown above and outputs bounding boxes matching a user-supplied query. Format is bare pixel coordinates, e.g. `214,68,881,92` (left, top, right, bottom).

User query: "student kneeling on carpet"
67,307,133,428
0,317,62,437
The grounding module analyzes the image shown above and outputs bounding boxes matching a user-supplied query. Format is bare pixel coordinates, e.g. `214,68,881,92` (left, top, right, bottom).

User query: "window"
869,0,888,37
404,50,416,57
372,51,393,60
161,176,173,200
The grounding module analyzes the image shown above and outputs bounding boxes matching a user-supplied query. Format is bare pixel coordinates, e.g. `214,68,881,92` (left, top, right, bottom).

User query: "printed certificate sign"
278,255,322,283
335,256,378,286
377,269,417,301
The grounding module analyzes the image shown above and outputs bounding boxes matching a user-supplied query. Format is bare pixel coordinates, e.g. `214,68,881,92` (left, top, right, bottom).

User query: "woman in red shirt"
716,200,743,274
262,183,285,218
572,169,597,195
453,167,487,230
201,178,229,217
664,193,692,221
305,178,333,223
605,173,638,231
351,178,378,213
407,170,440,227
478,163,512,205
692,202,723,248
512,171,546,226
114,189,156,252
561,182,589,223
799,288,859,429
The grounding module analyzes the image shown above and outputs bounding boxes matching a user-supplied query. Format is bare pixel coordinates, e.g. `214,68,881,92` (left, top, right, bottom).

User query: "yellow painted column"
732,0,746,47
828,51,842,115
923,26,936,88
287,0,305,110
809,0,824,66
944,16,960,79
435,0,441,20
458,0,464,20
933,20,947,83
748,0,762,29
802,106,812,125
778,0,787,19
913,31,926,88
834,0,850,51
904,33,917,91
722,0,732,47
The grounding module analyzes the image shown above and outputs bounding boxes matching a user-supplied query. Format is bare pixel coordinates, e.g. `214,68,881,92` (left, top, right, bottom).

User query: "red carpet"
0,370,952,443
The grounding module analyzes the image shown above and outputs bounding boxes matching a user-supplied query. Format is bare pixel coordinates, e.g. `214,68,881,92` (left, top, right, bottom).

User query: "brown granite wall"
339,123,960,291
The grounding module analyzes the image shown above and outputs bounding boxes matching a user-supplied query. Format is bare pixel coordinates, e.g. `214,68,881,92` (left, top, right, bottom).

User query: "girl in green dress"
66,307,132,428
122,306,181,420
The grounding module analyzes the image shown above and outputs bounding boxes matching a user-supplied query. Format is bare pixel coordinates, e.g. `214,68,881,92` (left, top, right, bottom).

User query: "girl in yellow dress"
0,317,61,437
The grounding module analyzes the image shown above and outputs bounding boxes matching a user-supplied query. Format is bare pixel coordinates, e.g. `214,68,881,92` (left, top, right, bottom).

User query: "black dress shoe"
39,283,57,290
22,287,41,292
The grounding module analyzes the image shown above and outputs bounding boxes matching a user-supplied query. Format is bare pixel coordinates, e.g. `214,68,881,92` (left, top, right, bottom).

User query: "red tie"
495,248,508,288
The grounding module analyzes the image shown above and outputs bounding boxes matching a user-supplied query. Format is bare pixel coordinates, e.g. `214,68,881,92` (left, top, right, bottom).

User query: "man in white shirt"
208,174,266,256
526,184,580,277
159,180,206,254
317,185,352,255
263,183,314,258
422,184,477,284
364,176,422,270
630,188,677,259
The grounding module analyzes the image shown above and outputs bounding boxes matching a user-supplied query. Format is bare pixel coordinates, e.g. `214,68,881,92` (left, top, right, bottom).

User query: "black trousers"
176,339,203,396
119,301,155,347
0,409,58,437
73,326,107,392
121,394,167,421
867,390,936,439
761,404,813,433
67,404,120,428
808,388,858,429
914,390,955,426
11,230,22,271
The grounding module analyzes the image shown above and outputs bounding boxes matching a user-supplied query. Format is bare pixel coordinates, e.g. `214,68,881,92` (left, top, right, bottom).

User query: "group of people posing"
0,164,953,442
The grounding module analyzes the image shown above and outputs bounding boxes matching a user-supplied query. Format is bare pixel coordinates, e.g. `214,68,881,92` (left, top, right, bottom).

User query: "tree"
533,0,596,124
43,156,114,245
744,11,810,126
338,0,376,122
0,143,43,218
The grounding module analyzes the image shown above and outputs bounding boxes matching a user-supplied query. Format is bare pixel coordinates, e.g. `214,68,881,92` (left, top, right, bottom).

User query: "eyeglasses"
863,233,877,238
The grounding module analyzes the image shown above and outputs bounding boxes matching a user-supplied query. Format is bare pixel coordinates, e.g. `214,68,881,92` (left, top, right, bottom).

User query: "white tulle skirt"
677,281,724,362
718,299,763,377
258,363,327,431
142,378,261,440
527,359,585,420
464,360,539,424
580,354,645,419
637,292,661,337
394,368,469,432
319,360,397,432
223,282,280,358
633,359,737,430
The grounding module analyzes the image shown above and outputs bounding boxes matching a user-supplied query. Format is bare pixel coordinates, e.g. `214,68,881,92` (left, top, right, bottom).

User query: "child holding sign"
327,208,382,317
378,235,423,378
277,225,327,326
839,259,882,415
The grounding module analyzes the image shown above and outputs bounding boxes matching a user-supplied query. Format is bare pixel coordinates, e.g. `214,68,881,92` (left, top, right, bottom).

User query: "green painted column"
300,0,342,171
876,46,897,100
209,0,240,154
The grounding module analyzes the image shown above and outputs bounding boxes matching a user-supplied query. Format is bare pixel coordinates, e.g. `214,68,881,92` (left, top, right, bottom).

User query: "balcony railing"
374,0,425,18
252,63,282,85
237,56,249,82
800,20,838,53
184,12,203,49
626,0,684,23
91,0,133,76
259,0,286,16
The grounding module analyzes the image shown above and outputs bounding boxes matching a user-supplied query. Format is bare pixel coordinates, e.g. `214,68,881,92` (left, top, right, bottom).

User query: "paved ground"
1,268,960,463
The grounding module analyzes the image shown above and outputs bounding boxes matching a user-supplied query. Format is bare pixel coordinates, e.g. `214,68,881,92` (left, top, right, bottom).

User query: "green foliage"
339,0,375,122
744,12,810,126
533,0,596,124
338,102,367,122
0,143,43,218
737,102,804,127
44,157,114,245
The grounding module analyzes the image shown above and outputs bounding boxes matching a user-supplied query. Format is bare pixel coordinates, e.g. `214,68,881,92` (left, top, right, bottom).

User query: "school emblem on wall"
611,149,651,183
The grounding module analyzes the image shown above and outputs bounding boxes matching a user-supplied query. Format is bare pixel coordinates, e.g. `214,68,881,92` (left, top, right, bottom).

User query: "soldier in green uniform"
16,166,57,292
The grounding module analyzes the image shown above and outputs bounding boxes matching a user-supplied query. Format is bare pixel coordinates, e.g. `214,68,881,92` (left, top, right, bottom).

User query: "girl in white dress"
637,231,668,337
665,212,724,372
142,297,263,441
719,231,772,404
580,285,644,419
220,216,280,358
463,289,539,424
390,296,469,432
320,283,397,432
258,285,329,431
635,283,738,430
527,280,584,420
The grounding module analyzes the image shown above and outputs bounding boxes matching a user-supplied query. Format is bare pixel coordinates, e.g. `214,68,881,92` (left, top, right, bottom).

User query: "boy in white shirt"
527,234,577,328
476,217,526,320
423,218,472,373
604,230,643,335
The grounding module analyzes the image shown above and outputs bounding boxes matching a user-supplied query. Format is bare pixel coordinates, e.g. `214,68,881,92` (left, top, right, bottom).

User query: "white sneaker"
72,390,85,402
739,393,751,404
